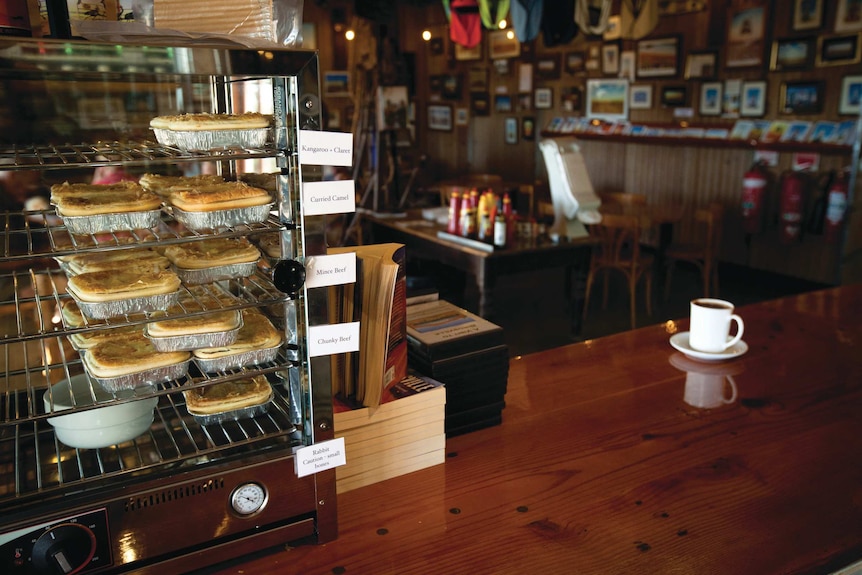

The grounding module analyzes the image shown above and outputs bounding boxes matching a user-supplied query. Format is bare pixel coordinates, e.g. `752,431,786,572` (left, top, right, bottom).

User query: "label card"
304,252,356,289
308,322,360,357
299,130,353,166
303,179,356,216
295,437,347,477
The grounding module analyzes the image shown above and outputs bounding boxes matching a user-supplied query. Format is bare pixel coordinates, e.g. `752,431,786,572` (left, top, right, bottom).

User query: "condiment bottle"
493,212,507,247
448,191,461,234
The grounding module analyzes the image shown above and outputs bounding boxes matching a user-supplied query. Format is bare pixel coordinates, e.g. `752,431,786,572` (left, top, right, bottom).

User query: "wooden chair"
599,191,653,246
583,213,654,330
663,202,724,300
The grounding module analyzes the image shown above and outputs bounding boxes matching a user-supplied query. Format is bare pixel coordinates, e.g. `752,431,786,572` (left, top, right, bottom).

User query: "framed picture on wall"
835,0,862,32
602,42,620,75
534,87,553,109
839,74,862,115
455,40,483,61
740,80,767,117
428,104,453,131
494,94,513,113
726,3,767,68
619,50,636,81
780,81,824,114
469,66,489,92
505,117,519,144
636,36,680,77
429,37,445,56
522,116,536,141
660,85,688,107
770,37,815,71
816,33,862,66
471,92,490,116
323,71,351,96
586,78,629,121
535,53,562,80
441,74,462,100
792,0,824,31
629,84,652,109
565,51,586,74
561,86,582,111
684,50,717,79
455,107,469,126
489,30,521,59
723,78,742,116
700,82,723,116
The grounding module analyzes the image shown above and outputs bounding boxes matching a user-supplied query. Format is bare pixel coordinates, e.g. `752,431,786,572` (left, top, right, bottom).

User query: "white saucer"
669,332,748,362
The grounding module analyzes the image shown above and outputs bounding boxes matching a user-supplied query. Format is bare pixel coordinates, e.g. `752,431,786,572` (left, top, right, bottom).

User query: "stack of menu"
406,298,508,436
333,373,446,494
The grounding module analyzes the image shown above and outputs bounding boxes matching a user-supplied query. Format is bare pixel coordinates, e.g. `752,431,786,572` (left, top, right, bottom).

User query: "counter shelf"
0,267,293,345
4,345,299,427
0,377,302,511
0,140,284,170
2,207,287,262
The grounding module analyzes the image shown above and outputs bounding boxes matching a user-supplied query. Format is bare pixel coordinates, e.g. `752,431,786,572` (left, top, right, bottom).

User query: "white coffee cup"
684,372,738,409
689,298,744,353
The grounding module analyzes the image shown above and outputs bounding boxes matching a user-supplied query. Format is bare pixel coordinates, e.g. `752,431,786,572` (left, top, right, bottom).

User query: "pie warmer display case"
0,39,337,573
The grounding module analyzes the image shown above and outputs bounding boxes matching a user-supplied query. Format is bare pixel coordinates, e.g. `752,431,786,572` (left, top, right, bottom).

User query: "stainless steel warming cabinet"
0,38,337,574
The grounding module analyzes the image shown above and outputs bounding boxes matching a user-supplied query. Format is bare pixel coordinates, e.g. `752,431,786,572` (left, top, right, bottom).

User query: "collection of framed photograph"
410,0,862,143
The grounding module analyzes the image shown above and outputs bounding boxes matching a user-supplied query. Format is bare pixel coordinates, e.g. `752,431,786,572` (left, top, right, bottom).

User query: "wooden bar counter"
209,285,862,575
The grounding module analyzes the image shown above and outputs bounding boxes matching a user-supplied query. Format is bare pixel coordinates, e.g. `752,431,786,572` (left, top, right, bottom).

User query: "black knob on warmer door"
271,259,306,296
30,523,97,574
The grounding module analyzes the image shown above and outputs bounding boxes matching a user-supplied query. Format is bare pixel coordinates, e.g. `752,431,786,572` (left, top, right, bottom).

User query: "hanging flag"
447,0,483,48
479,0,511,30
541,0,578,47
510,0,543,43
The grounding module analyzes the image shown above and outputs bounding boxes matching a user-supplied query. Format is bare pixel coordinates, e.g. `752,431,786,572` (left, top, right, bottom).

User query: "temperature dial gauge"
230,482,267,516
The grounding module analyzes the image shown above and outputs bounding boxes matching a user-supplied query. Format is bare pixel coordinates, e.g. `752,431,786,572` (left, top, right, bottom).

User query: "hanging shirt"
620,0,659,39
446,0,483,48
541,0,578,47
479,0,511,29
510,0,543,43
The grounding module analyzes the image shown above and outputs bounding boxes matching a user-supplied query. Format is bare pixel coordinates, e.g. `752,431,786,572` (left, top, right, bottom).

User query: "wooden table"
207,284,862,575
364,212,595,327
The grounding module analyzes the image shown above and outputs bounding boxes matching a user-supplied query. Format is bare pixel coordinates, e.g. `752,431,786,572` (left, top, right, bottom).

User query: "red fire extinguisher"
742,162,769,234
779,171,806,244
824,170,849,244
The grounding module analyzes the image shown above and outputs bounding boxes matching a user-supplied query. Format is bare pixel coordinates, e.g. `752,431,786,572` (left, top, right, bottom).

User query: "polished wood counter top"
210,285,862,575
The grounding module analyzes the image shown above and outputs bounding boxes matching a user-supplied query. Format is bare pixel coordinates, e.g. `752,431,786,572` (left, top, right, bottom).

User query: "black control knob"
31,523,97,574
271,259,306,296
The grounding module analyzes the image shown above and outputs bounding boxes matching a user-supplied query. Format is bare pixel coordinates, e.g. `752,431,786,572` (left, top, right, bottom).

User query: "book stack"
405,298,508,436
333,374,446,494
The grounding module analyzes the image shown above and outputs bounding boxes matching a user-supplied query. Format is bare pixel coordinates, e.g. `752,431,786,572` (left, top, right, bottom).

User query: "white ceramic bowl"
43,374,158,449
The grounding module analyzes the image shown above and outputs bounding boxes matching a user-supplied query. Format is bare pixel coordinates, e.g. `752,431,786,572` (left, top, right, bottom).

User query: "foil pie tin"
171,203,274,231
145,324,242,352
187,397,272,425
83,356,191,393
68,290,180,320
150,128,176,147
159,128,270,152
59,209,162,235
173,261,259,285
193,342,282,373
